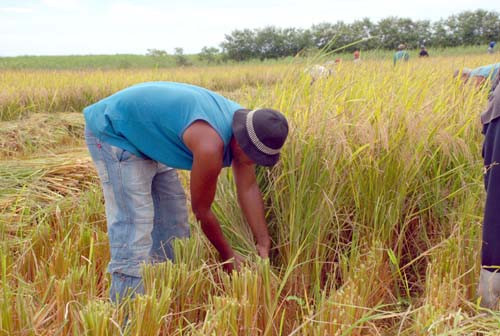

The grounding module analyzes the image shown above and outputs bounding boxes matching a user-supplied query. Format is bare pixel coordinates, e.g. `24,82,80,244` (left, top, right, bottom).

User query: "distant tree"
310,23,336,50
413,20,433,47
309,21,358,51
146,48,168,57
481,11,500,42
218,10,500,61
198,46,220,64
433,10,500,47
432,20,458,47
282,27,314,56
146,48,169,67
220,29,257,61
349,18,378,50
375,17,423,49
255,26,287,60
454,10,500,45
173,47,191,66
373,17,398,49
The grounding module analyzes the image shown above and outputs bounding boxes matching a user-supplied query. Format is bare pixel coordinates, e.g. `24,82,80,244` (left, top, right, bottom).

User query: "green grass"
0,54,181,70
0,53,291,70
0,45,494,70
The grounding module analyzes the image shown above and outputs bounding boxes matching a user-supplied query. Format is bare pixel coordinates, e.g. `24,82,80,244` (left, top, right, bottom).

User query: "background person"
353,49,361,62
393,44,410,65
419,45,429,57
307,64,332,85
488,41,496,54
84,81,289,302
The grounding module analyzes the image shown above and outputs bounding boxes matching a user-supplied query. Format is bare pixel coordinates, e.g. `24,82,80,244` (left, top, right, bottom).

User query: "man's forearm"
237,185,270,250
232,159,271,257
198,211,234,260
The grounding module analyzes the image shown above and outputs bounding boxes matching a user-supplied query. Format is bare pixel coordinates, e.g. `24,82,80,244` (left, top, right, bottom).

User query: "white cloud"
0,7,33,13
40,0,82,10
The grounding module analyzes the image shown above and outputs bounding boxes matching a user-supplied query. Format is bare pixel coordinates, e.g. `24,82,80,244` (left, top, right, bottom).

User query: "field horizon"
0,45,493,70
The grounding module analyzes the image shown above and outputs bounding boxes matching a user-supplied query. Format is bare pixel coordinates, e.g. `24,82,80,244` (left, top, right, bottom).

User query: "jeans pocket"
108,145,141,162
119,149,137,162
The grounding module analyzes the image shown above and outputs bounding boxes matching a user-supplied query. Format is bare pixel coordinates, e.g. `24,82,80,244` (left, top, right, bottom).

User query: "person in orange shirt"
353,49,361,62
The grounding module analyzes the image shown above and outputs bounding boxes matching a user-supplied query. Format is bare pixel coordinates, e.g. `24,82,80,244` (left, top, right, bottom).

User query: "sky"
1,0,498,56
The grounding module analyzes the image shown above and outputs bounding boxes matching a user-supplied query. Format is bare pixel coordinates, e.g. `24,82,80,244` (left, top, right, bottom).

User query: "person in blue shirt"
455,63,500,87
488,41,496,54
393,44,409,65
84,81,289,302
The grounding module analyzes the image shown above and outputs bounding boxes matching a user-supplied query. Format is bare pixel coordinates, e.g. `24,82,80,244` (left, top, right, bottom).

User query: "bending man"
83,81,289,302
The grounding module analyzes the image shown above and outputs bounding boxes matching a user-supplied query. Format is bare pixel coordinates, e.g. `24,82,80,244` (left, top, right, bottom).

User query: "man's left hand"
256,243,270,259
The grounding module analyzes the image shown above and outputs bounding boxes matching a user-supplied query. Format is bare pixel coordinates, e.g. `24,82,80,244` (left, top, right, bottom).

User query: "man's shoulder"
183,121,224,150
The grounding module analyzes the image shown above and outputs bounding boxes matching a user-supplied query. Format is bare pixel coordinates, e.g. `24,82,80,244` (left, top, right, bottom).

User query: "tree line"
218,9,500,61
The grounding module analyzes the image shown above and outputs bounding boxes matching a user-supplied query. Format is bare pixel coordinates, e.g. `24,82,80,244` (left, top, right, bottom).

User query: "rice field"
1,53,500,335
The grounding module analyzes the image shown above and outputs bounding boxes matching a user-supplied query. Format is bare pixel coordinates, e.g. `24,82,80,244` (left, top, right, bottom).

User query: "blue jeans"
85,128,189,302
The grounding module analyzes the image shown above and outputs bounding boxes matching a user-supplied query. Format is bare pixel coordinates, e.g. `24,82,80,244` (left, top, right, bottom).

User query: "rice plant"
1,54,499,334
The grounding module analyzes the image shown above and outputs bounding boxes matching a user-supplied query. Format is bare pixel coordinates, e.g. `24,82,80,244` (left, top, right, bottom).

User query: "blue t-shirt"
470,63,500,81
84,82,242,170
393,50,409,65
